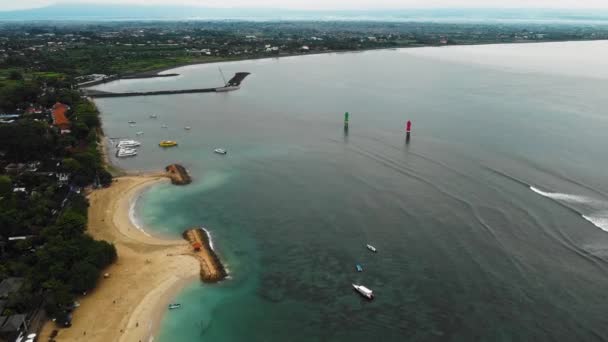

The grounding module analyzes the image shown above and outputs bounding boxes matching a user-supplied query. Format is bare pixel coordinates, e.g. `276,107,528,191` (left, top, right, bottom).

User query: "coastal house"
0,278,24,300
0,314,27,341
56,172,69,185
51,102,71,134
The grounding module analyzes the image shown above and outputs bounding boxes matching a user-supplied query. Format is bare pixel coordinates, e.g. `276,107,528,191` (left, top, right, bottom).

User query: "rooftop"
52,102,70,128
0,278,24,299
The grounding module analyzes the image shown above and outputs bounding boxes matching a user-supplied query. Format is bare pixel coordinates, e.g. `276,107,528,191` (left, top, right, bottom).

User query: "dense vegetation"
2,21,608,77
0,72,114,324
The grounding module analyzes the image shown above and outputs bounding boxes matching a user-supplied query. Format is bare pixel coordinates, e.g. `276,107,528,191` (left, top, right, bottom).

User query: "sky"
3,0,608,11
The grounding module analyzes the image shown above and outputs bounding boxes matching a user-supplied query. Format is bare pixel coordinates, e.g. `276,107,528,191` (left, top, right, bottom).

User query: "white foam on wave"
129,196,151,237
530,186,608,232
583,214,608,232
529,186,595,204
200,227,215,251
200,227,231,278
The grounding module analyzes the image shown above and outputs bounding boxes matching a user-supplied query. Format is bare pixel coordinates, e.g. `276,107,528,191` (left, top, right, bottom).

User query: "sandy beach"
39,176,199,342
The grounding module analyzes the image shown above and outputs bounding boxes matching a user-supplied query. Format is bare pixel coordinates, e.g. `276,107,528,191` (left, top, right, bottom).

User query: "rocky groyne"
183,228,227,283
165,164,192,185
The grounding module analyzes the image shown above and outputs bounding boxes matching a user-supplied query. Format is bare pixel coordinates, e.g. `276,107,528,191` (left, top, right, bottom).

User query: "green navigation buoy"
344,112,349,129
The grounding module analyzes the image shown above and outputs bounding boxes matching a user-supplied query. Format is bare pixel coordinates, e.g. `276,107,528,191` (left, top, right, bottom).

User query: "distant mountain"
2,4,608,23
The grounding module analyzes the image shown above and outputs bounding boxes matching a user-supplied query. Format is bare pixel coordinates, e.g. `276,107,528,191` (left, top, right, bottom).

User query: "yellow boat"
159,140,178,147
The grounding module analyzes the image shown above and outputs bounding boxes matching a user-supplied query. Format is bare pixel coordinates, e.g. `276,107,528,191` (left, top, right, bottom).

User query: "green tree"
0,176,11,197
8,70,23,81
54,210,86,238
69,261,99,293
61,158,82,174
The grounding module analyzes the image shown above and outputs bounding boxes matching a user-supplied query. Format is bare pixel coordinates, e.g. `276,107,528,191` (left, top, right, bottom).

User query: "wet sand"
38,176,199,342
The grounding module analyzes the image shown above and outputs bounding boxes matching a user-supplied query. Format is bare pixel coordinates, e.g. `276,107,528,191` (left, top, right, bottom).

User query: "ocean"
93,41,608,341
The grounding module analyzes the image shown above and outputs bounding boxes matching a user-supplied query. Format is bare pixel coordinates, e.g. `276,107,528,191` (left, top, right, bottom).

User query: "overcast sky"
3,0,608,11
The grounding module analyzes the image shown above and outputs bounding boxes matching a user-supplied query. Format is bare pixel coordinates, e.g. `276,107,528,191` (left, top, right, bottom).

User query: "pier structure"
82,72,250,98
183,228,227,283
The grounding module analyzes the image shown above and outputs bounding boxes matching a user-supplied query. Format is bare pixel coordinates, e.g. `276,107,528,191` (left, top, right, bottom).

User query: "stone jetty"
165,164,191,185
183,228,227,283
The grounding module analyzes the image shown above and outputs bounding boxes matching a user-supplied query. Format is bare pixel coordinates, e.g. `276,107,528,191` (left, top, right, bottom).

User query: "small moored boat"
366,244,377,253
214,148,227,155
161,124,168,128
149,114,158,119
356,264,363,272
185,126,191,130
168,303,182,310
116,148,137,158
136,131,144,136
128,120,136,124
116,140,141,148
352,284,374,300
159,140,178,147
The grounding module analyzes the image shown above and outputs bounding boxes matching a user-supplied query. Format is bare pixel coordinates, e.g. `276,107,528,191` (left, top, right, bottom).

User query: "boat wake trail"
529,186,608,232
530,186,597,205
486,166,608,232
582,215,608,232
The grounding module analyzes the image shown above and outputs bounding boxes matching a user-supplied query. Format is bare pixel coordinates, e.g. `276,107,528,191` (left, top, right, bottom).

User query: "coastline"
38,176,199,342
80,39,607,86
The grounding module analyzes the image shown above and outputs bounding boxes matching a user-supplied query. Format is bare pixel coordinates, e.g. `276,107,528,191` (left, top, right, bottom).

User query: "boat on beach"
214,148,227,155
366,244,377,253
352,284,374,300
159,140,178,147
116,140,141,148
168,303,182,310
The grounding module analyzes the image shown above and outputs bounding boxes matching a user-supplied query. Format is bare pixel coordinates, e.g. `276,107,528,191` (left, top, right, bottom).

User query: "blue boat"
356,264,363,272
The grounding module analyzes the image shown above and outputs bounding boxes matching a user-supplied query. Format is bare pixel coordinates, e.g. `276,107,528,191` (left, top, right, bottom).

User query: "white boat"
184,126,191,130
136,131,144,136
214,148,227,155
129,124,136,127
161,124,168,128
128,120,136,124
116,140,141,148
116,148,137,158
352,284,374,300
366,244,377,253
168,303,181,310
149,114,158,119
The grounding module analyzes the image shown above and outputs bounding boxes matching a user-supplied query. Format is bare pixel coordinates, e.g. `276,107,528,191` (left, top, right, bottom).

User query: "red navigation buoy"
406,120,412,133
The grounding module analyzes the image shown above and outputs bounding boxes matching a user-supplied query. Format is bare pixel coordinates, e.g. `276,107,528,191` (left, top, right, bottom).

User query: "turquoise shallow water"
96,42,608,341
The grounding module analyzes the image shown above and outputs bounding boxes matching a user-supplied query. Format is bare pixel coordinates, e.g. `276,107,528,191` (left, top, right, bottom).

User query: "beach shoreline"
38,176,199,342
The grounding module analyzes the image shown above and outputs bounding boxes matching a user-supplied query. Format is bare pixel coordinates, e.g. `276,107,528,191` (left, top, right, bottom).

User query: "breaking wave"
530,186,608,232
583,214,608,233
530,186,597,205
129,195,151,237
